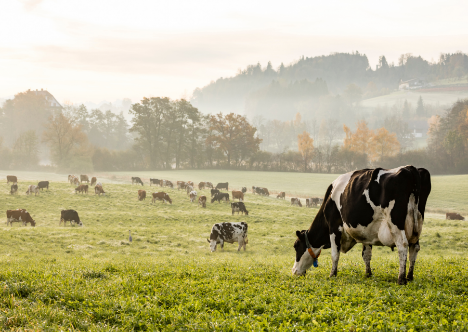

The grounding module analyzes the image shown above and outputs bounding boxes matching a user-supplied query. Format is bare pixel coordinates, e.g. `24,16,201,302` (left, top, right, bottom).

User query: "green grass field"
0,170,467,330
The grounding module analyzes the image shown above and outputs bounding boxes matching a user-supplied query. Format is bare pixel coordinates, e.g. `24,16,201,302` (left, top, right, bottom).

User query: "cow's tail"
407,165,422,237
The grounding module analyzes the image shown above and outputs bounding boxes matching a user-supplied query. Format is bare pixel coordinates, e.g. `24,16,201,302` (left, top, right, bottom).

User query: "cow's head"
30,219,36,227
292,230,322,276
165,195,172,204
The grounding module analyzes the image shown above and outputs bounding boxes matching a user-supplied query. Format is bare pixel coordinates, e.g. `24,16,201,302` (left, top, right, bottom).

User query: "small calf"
198,195,207,208
189,191,198,203
138,190,146,201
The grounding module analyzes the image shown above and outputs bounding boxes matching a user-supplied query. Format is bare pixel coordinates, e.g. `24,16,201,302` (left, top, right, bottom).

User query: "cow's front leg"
220,240,224,251
407,240,420,281
362,244,373,277
237,239,243,251
329,231,342,277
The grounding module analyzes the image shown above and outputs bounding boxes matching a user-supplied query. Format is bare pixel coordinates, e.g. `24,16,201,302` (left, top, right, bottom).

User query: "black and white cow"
292,166,431,285
207,222,248,252
231,202,249,215
132,177,144,186
211,192,230,203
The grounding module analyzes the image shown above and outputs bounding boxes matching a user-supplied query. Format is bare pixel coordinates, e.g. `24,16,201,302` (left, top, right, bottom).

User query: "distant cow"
177,181,187,190
10,184,18,195
215,182,229,190
231,202,249,215
207,222,248,252
7,175,17,184
73,177,80,186
306,197,320,207
291,197,302,207
37,181,49,191
138,190,146,201
26,185,39,196
187,181,194,187
7,209,36,227
252,186,257,194
198,182,206,190
232,190,244,201
206,182,214,189
211,192,230,203
132,177,144,185
189,191,197,203
255,187,269,196
152,192,172,204
277,192,285,199
95,184,106,196
68,175,74,182
60,210,82,226
166,180,174,188
80,175,89,183
198,195,207,208
186,185,194,195
211,189,220,197
241,187,247,193
75,184,88,194
150,178,160,186
90,177,97,186
446,212,465,220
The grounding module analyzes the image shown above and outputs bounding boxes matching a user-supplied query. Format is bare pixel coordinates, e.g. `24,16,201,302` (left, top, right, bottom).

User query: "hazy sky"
2,0,468,105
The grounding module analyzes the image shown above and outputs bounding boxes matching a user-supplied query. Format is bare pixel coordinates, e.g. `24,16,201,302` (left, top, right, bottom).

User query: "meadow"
0,170,467,330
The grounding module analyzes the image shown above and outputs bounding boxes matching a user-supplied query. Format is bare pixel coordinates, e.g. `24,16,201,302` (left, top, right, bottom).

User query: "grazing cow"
138,190,146,201
166,180,174,188
211,189,220,197
255,187,269,196
95,184,106,196
198,195,207,208
198,182,206,190
10,184,18,195
26,185,39,196
211,192,230,203
73,177,80,186
75,184,89,194
177,181,187,190
68,175,74,182
150,178,160,186
277,192,286,199
292,166,431,285
215,182,229,190
7,175,17,184
90,177,97,186
189,191,197,203
207,222,248,252
152,192,172,204
306,197,320,207
446,212,464,220
187,181,194,187
232,190,244,201
241,187,247,193
37,181,49,191
186,185,194,195
132,177,144,185
231,202,249,215
252,186,257,194
7,209,36,226
206,182,214,189
291,197,302,207
262,188,270,196
80,175,89,183
60,210,82,226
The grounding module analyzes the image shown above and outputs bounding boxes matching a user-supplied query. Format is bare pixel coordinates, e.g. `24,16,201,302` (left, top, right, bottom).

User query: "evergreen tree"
402,100,411,118
416,96,425,117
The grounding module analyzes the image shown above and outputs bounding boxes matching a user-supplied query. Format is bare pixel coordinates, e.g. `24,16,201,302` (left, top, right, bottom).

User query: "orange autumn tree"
343,120,374,154
371,127,400,162
297,131,314,172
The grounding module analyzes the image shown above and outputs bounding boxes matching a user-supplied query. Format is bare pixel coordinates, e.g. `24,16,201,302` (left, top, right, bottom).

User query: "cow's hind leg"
407,240,420,281
329,231,342,277
362,244,373,277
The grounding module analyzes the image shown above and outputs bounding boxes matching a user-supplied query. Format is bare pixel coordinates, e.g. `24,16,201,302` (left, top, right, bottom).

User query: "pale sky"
1,0,468,105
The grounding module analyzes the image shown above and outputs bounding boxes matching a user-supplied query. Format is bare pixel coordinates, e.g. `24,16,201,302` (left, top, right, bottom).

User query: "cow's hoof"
366,272,372,278
398,277,407,285
406,273,414,281
329,272,337,278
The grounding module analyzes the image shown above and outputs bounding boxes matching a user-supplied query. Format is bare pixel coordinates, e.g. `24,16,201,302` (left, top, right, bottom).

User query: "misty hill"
191,52,468,121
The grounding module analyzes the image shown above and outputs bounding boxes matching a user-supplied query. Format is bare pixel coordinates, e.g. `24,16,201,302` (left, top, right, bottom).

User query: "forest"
192,51,468,121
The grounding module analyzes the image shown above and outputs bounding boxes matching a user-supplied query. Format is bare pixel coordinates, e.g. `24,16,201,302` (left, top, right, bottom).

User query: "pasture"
0,170,467,330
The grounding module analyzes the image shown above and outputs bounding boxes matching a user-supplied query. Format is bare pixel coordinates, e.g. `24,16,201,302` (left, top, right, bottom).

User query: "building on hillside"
31,89,62,109
398,79,425,90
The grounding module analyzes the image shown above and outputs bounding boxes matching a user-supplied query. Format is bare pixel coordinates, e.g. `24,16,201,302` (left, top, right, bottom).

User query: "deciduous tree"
297,131,314,172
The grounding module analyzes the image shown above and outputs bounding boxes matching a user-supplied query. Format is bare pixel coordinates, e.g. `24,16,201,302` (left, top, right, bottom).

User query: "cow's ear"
296,230,302,239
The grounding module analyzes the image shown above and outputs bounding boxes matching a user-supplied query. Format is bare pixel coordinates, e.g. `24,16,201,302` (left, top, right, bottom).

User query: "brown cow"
198,195,207,208
90,177,97,186
73,177,80,186
277,192,286,199
446,212,465,220
138,190,146,201
232,190,244,201
75,184,89,194
198,182,206,190
206,182,214,189
80,175,89,183
187,181,194,187
95,184,106,196
291,197,302,207
152,192,172,204
7,209,36,226
177,181,187,190
166,180,174,188
7,175,17,184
